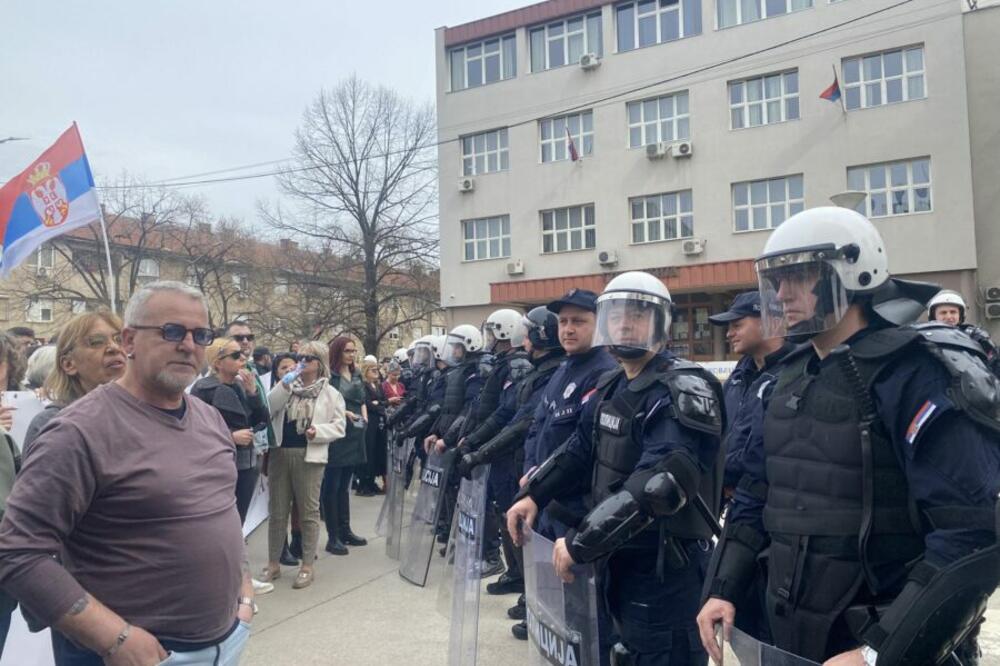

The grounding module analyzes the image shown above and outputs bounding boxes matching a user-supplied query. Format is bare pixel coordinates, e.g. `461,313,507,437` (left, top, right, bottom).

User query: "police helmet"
411,335,436,369
430,335,448,362
755,207,889,341
593,271,673,359
482,309,527,350
442,324,483,367
928,290,967,325
393,348,409,364
523,306,561,351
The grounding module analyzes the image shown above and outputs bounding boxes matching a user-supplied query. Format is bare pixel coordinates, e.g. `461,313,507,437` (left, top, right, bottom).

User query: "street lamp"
829,190,867,210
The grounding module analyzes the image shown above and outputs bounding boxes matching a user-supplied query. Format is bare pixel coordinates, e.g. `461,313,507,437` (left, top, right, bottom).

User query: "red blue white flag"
565,126,579,162
819,74,842,104
0,123,102,277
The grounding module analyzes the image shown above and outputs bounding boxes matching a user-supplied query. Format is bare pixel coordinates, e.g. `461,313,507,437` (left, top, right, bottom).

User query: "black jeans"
321,465,354,542
235,467,259,525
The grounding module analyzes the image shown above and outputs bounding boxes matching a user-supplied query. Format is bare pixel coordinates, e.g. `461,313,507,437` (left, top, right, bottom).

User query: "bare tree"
260,75,441,355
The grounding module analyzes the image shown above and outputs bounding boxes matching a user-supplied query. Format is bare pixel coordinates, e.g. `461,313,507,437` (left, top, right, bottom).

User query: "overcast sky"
1,0,522,226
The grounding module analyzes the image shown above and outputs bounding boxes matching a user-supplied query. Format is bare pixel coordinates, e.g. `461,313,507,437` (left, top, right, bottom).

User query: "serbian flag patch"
581,388,598,405
905,400,938,445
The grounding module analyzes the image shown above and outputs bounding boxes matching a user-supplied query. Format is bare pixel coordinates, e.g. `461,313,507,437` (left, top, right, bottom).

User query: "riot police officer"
928,290,1000,378
508,271,725,665
696,207,1000,666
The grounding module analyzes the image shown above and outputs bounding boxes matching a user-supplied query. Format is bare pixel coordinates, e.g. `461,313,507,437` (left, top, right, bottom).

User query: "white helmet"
411,335,436,369
928,290,966,324
393,348,409,364
593,271,673,359
482,308,527,350
430,335,448,362
442,324,483,367
755,207,889,341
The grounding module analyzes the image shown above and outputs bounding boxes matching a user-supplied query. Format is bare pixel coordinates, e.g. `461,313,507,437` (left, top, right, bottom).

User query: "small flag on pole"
566,127,579,162
819,74,842,104
0,123,102,278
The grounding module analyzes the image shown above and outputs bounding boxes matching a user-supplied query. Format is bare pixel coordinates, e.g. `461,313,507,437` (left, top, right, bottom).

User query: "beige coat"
267,382,346,464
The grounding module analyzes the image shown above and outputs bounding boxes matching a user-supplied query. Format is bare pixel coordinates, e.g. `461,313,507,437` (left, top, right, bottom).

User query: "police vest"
442,359,479,417
591,355,724,542
475,351,530,423
516,354,565,408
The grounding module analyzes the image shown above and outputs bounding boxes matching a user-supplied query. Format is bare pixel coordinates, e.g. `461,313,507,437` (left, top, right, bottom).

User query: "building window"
273,276,289,296
617,0,702,52
630,190,694,243
412,326,423,339
71,299,87,314
729,70,799,129
847,157,931,218
462,128,509,175
27,298,54,323
843,46,925,111
541,205,596,253
31,245,55,275
137,258,160,279
449,34,517,91
232,273,249,293
717,0,812,28
530,12,603,71
669,304,712,358
733,174,804,232
627,91,690,148
462,216,511,261
431,326,446,337
540,111,594,162
0,298,9,321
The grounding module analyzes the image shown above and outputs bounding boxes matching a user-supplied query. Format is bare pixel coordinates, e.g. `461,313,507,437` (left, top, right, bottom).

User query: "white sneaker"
252,578,274,595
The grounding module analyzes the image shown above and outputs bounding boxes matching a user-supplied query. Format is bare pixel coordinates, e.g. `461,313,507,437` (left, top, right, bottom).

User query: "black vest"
516,353,565,407
761,332,926,660
590,356,724,542
442,359,478,417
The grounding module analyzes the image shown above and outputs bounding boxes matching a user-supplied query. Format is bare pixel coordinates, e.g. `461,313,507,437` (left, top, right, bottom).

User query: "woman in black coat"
357,360,387,495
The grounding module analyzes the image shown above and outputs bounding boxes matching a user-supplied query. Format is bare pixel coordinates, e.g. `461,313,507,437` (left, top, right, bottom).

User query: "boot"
288,530,303,560
511,620,527,640
280,539,299,566
325,539,349,556
507,594,526,620
487,570,524,595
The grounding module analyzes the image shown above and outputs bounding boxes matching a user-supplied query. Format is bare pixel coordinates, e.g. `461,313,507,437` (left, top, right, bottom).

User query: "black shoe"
279,544,300,567
342,532,368,546
511,620,527,641
487,572,524,595
288,531,303,560
479,558,505,579
325,540,349,556
507,602,526,620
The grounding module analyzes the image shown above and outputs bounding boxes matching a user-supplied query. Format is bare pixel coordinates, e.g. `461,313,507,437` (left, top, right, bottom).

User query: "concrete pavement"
242,493,1000,665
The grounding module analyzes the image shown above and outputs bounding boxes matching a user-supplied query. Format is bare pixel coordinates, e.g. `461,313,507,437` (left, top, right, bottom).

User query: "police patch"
598,411,625,435
906,399,938,445
563,382,577,400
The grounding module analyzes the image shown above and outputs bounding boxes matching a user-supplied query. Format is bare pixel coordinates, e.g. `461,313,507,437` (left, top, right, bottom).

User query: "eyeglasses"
219,350,244,361
232,334,255,342
84,333,123,350
131,324,215,346
298,354,319,363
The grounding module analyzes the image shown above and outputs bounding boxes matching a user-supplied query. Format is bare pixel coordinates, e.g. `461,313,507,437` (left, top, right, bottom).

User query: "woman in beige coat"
261,341,346,589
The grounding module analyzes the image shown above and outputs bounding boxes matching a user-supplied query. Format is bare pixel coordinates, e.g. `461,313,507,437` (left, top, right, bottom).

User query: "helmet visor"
411,344,432,370
441,336,467,367
592,293,672,354
756,253,851,340
482,324,500,351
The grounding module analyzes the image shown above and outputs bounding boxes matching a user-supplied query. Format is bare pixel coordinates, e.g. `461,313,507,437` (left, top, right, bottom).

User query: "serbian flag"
0,123,102,277
820,74,842,103
565,126,579,162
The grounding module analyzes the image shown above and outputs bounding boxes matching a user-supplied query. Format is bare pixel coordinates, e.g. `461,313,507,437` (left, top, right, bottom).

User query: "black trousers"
321,465,354,542
235,467,259,525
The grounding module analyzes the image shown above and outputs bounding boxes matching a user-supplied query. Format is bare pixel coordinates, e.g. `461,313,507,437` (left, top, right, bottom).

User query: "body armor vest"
761,334,925,660
591,356,724,542
516,354,565,407
442,359,477,416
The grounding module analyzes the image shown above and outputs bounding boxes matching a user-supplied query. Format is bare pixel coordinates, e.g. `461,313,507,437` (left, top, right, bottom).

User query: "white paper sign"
1,608,53,666
243,473,269,538
2,392,48,449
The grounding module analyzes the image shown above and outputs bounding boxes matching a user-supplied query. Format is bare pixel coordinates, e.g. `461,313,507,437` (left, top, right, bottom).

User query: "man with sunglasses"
0,281,254,666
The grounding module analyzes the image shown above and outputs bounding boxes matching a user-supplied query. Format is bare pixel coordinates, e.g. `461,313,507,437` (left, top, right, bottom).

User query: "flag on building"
819,74,842,104
565,126,579,162
0,123,102,278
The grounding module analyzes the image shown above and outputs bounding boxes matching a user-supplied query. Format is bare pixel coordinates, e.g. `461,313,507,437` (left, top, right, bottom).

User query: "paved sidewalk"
243,493,1000,665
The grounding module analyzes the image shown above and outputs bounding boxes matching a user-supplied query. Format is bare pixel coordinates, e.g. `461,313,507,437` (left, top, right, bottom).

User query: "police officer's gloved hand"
457,449,479,480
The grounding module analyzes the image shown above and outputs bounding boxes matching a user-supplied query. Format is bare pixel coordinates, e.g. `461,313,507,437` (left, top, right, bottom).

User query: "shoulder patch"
563,382,577,400
905,399,940,446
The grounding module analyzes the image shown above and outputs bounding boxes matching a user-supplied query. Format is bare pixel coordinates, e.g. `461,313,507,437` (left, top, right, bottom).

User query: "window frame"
462,215,512,262
717,0,813,29
449,34,517,92
539,111,594,163
668,301,714,360
540,204,597,254
629,190,695,244
137,258,160,279
626,91,690,148
842,45,926,111
732,174,805,233
729,70,800,129
461,128,510,176
847,157,932,219
616,0,702,53
529,11,603,72
31,245,55,273
27,298,54,323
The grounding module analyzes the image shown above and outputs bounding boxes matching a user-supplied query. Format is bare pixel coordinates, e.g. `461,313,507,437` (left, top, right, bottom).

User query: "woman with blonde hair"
23,312,126,455
261,340,346,589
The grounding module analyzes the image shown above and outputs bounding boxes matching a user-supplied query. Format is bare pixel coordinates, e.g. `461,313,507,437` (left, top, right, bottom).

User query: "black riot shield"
523,528,601,666
378,434,413,560
720,626,822,665
436,465,491,665
399,449,455,586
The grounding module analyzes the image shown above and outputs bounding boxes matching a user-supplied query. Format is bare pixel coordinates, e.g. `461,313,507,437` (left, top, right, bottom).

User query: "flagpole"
97,205,117,314
833,64,847,115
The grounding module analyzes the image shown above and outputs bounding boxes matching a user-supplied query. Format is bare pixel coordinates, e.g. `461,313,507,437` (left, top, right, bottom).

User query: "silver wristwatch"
237,595,258,615
861,645,878,666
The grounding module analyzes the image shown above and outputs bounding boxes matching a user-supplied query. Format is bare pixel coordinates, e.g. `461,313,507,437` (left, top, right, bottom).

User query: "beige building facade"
435,0,1000,359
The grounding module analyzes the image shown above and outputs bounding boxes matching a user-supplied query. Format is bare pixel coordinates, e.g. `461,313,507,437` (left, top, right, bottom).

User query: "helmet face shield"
411,344,432,370
592,292,672,356
482,324,500,351
441,335,468,367
756,253,851,341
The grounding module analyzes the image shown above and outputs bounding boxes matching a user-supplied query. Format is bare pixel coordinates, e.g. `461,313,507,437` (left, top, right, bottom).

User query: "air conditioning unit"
598,250,618,267
986,285,1000,302
36,267,49,278
458,177,475,193
646,142,670,160
506,259,525,276
986,302,1000,320
579,53,601,70
681,238,706,256
672,140,694,158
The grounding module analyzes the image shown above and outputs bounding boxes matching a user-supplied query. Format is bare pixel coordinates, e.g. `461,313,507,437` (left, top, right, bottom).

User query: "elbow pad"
403,404,441,439
702,520,769,605
568,490,652,564
623,453,699,518
516,444,586,509
387,398,415,427
442,415,467,447
474,418,532,467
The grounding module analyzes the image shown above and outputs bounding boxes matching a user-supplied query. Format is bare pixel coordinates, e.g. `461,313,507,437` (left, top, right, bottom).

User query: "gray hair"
123,281,209,327
297,340,330,379
24,344,57,390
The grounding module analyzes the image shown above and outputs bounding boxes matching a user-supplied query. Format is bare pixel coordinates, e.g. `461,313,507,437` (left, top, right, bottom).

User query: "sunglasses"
298,354,319,363
232,334,255,342
219,350,244,361
131,324,215,346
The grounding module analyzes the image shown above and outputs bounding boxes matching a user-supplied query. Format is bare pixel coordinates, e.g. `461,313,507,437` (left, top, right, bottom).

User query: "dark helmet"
523,306,561,351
